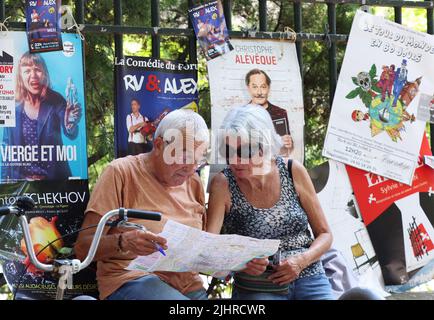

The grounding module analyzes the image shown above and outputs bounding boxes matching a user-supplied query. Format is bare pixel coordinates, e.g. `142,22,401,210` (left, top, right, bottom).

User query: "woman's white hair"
218,104,283,159
154,109,209,144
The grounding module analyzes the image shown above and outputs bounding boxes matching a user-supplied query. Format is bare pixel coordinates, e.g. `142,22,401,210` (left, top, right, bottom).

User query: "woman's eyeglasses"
225,143,262,164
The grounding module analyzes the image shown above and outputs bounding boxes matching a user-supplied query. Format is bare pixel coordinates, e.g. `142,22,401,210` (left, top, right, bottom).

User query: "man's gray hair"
218,104,283,158
154,109,209,144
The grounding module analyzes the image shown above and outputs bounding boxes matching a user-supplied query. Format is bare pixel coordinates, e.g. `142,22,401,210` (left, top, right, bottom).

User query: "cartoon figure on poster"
0,32,88,183
346,59,419,142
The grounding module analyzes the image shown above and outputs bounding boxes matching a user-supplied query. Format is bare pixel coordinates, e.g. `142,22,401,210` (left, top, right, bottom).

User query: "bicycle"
0,195,162,300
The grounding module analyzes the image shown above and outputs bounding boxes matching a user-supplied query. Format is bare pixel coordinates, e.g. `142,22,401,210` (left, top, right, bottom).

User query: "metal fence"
0,0,433,148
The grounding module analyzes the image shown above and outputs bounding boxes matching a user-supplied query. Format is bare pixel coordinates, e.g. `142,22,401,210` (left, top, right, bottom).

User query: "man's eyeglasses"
163,140,208,169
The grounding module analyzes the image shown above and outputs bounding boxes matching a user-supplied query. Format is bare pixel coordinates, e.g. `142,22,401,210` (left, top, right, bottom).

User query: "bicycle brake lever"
116,221,147,231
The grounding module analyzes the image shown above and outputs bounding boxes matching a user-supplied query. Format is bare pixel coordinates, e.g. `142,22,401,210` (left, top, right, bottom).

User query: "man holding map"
74,109,270,300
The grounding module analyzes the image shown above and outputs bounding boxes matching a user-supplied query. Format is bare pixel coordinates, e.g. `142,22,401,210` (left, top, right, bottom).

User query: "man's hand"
267,255,307,285
121,229,168,256
240,257,269,276
282,135,293,151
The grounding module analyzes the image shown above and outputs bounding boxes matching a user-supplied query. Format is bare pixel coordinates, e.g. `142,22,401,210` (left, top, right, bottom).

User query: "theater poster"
0,31,87,183
0,38,15,127
308,160,386,296
188,0,233,60
346,135,434,291
0,180,98,300
323,10,433,185
114,56,199,158
25,0,63,53
207,38,305,163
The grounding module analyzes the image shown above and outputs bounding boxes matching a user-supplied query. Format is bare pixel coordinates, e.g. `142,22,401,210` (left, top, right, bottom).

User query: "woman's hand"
240,257,269,276
267,254,307,285
64,101,82,130
121,229,168,256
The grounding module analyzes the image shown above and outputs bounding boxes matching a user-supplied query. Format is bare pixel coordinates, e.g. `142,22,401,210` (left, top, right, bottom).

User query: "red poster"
346,135,434,226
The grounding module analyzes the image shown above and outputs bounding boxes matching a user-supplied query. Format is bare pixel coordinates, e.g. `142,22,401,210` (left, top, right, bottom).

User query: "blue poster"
114,56,198,158
188,0,233,60
0,31,88,182
25,0,63,53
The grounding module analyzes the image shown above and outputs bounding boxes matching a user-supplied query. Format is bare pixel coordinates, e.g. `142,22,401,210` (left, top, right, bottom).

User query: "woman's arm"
269,160,332,285
206,172,230,234
292,160,332,265
207,172,269,275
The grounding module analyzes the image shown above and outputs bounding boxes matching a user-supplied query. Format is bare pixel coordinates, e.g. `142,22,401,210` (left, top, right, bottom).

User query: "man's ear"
153,136,164,155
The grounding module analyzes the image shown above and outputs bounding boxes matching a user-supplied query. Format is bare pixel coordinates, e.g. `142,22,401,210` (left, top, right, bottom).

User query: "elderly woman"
207,104,334,300
75,109,209,300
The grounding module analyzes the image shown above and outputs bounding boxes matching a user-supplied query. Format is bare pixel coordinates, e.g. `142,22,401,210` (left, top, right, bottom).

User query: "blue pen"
138,225,166,256
153,241,166,256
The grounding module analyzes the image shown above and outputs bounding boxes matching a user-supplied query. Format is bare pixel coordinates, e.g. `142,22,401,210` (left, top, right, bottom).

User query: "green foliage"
346,88,360,99
369,63,377,80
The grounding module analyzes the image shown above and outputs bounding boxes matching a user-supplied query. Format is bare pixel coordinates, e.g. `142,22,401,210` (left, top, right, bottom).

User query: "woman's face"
226,138,264,179
20,63,45,96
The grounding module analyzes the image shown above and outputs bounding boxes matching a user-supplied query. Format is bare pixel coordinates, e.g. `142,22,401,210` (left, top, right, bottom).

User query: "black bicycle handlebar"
17,196,36,211
126,209,162,221
0,207,11,217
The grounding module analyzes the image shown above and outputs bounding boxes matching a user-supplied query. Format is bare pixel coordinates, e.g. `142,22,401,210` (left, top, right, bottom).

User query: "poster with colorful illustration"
188,0,233,60
25,0,63,53
0,31,88,183
114,56,198,158
308,160,386,296
346,135,434,290
0,180,98,300
323,10,433,185
0,38,15,127
207,38,304,163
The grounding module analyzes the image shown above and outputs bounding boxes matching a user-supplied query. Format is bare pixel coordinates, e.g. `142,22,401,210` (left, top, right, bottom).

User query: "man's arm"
73,163,167,262
74,211,167,261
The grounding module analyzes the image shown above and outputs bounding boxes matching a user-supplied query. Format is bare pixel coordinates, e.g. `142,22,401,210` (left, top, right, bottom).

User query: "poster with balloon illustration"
0,180,98,300
323,10,434,185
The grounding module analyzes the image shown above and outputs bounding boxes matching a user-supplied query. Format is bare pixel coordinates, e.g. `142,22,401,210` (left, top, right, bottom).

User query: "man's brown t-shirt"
86,154,206,299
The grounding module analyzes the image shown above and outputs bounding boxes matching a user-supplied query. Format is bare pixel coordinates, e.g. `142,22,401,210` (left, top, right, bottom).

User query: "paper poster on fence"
346,135,434,289
308,160,386,294
25,0,63,53
0,32,88,183
322,10,433,185
188,0,233,61
0,38,15,127
114,56,198,158
207,38,304,163
0,180,98,300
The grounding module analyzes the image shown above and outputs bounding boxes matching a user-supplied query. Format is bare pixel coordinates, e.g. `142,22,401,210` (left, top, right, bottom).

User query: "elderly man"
74,109,209,300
